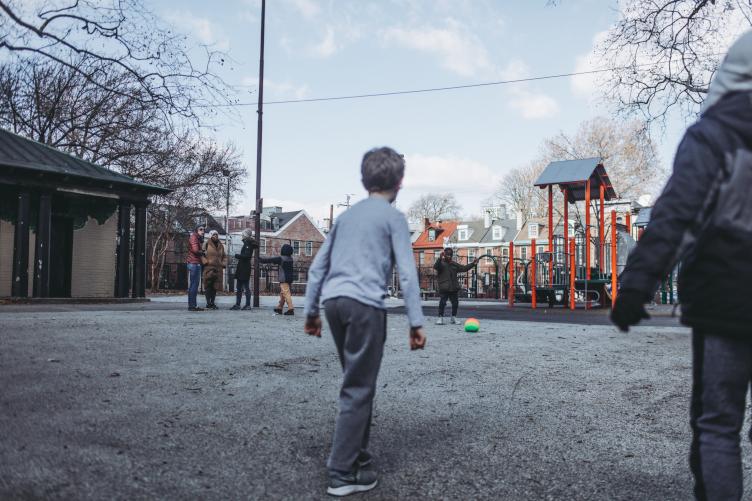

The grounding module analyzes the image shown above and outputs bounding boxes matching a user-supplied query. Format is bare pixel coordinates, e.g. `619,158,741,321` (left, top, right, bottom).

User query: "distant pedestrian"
231,229,258,311
260,243,296,315
304,146,426,497
202,230,226,310
186,224,205,311
611,31,752,501
433,247,478,324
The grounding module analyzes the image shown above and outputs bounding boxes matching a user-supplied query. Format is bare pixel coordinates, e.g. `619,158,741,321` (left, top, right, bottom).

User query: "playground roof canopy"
534,157,617,203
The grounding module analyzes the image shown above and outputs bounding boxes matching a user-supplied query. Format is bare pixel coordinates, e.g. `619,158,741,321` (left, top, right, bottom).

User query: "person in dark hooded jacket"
611,30,752,500
231,229,258,310
260,243,295,315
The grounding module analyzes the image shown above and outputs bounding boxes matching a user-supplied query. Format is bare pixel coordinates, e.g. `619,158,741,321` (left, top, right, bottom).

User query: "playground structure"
502,158,625,310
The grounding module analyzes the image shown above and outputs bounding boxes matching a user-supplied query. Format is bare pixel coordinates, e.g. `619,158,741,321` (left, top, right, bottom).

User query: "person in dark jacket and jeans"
433,247,478,325
231,229,257,310
186,225,205,311
611,31,752,501
260,243,295,315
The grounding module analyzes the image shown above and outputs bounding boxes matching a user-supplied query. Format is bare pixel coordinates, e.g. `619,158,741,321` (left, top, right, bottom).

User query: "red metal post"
548,185,553,286
599,184,605,273
569,238,575,310
563,187,569,262
626,211,632,238
585,179,591,281
508,242,515,307
611,210,618,308
531,238,537,309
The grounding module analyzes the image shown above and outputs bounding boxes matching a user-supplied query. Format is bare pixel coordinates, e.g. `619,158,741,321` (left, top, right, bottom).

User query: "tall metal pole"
225,173,231,292
253,0,266,308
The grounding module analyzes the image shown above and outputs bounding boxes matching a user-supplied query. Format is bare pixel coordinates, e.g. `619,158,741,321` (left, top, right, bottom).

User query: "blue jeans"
187,263,201,308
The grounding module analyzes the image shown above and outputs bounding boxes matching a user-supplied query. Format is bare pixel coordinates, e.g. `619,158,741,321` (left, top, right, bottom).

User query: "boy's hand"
304,315,322,337
409,327,426,350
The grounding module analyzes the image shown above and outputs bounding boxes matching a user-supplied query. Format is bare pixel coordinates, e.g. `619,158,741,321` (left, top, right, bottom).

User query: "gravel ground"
1,306,750,500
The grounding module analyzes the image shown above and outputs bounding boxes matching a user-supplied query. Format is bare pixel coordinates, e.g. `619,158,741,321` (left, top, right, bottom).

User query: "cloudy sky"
154,0,694,224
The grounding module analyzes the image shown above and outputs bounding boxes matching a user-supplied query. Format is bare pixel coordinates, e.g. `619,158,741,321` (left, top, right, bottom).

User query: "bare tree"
596,0,751,124
0,0,234,123
406,193,462,223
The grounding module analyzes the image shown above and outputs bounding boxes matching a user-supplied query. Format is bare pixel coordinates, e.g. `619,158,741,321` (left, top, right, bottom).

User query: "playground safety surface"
4,304,748,500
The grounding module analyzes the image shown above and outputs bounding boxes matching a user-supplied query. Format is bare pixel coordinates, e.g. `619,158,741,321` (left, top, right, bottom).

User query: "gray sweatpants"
324,297,386,473
690,330,752,501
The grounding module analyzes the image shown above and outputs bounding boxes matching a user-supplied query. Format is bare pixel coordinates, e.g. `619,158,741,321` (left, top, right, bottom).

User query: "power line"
209,56,725,108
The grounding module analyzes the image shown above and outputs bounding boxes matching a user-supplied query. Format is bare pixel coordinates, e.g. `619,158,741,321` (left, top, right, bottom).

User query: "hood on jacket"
281,244,294,256
703,30,752,114
241,229,254,242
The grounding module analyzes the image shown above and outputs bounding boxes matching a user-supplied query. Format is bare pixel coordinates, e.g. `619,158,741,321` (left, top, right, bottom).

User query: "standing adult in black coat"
612,31,752,500
231,229,258,310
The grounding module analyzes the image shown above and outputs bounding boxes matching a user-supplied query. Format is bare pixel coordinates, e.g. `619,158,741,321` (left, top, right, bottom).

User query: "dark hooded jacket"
234,238,258,281
434,257,475,293
259,243,295,284
619,90,752,334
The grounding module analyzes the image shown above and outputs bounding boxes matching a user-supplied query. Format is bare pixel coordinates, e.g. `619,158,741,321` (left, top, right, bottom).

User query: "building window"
434,250,441,261
428,229,436,241
502,247,509,259
537,245,545,255
492,226,502,240
521,246,528,260
293,240,301,255
458,228,468,241
468,249,475,259
305,241,313,256
419,251,424,265
528,223,539,239
260,238,267,255
486,248,492,256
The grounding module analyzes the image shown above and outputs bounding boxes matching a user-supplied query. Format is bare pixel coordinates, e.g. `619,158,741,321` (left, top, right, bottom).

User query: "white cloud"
310,26,338,58
166,12,229,51
402,154,502,192
241,77,310,100
286,0,320,19
382,19,494,77
499,59,530,81
507,88,559,119
570,30,609,100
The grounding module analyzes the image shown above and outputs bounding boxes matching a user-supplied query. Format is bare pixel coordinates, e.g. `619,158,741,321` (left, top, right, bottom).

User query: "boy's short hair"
361,147,405,192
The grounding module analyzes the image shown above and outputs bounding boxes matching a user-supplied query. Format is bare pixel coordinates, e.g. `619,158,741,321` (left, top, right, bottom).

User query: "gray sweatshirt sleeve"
303,229,334,317
389,213,425,328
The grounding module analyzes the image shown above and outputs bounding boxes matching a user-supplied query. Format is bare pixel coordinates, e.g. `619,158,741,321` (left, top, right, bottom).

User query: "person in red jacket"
186,225,205,311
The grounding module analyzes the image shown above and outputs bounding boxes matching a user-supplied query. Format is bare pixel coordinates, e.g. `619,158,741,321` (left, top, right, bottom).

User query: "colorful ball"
464,317,480,332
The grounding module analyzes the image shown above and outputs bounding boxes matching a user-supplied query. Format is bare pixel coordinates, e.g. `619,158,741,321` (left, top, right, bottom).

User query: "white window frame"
260,238,267,255
492,226,502,240
457,228,469,241
419,251,424,265
428,229,436,241
502,247,509,258
293,240,301,256
305,241,313,256
528,223,539,239
468,249,476,259
521,246,528,260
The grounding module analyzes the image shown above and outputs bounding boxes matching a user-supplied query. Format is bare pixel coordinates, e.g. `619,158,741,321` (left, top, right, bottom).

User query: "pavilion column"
563,188,569,269
114,201,131,298
11,192,30,297
33,193,52,297
131,202,147,298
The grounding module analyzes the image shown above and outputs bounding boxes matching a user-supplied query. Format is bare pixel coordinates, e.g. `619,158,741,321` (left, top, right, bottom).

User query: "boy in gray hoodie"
304,147,426,497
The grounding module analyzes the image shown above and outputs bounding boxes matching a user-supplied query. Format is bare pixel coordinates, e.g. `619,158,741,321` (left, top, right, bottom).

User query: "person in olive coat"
231,229,258,310
433,247,478,324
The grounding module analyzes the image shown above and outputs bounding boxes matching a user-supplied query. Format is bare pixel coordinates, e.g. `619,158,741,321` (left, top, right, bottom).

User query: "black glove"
610,289,650,332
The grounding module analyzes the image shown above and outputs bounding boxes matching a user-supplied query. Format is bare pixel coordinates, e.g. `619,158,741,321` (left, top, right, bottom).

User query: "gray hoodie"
702,30,752,114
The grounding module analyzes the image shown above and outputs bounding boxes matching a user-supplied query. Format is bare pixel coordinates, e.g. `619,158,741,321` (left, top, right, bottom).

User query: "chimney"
483,210,491,229
424,218,431,230
499,205,508,220
516,211,523,231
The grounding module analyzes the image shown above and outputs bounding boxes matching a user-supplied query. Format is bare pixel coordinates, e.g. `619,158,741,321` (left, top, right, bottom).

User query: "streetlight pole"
253,0,266,308
222,169,231,292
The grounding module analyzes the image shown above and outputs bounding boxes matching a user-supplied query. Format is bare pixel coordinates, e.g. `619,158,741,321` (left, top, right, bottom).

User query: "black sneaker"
188,306,204,312
242,305,252,310
327,469,378,497
273,308,283,314
230,305,241,310
283,309,295,316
